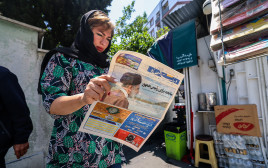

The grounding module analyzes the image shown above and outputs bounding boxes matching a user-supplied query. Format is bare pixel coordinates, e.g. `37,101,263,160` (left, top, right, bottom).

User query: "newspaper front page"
79,50,184,151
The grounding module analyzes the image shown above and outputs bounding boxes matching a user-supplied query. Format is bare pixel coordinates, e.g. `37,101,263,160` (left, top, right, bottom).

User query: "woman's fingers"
98,75,117,83
91,75,117,93
83,75,117,104
87,82,105,99
90,78,111,94
83,86,100,102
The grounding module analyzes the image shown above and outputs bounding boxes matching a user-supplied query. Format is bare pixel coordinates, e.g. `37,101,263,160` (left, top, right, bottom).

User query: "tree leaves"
0,0,112,49
109,1,169,56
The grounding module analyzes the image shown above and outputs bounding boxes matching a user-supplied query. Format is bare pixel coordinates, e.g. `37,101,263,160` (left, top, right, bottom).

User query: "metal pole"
217,0,227,105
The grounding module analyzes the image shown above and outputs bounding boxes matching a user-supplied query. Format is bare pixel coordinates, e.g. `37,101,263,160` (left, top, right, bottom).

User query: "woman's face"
92,26,112,53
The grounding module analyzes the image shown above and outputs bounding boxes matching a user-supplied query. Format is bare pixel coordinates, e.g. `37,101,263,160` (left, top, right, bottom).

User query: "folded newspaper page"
79,50,184,151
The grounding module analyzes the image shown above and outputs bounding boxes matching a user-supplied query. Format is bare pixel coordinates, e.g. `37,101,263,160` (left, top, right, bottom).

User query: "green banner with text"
172,20,197,70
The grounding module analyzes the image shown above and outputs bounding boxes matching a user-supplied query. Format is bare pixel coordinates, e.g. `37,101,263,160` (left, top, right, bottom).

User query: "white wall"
186,36,219,139
0,17,52,168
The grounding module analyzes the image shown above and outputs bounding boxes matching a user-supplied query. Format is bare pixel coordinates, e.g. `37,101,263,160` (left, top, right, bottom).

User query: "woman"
38,10,125,168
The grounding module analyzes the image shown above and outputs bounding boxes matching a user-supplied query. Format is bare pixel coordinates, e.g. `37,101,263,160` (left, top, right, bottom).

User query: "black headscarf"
38,10,111,94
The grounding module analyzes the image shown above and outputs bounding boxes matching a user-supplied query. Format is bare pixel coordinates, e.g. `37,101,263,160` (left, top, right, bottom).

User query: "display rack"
215,0,268,167
197,110,215,113
223,53,268,66
215,1,268,66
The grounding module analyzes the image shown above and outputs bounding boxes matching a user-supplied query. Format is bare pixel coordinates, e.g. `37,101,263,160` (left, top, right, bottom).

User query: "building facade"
146,0,191,38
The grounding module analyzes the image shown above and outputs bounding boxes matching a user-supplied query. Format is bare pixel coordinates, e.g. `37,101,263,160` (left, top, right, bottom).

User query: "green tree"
0,0,112,49
156,26,170,38
109,1,170,57
0,0,45,27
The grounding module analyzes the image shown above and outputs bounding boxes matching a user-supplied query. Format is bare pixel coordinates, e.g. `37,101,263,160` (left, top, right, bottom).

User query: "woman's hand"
50,75,116,115
82,75,116,105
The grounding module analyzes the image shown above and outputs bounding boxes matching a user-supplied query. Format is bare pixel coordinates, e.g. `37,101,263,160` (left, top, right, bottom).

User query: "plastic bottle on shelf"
218,132,223,142
251,148,257,161
219,142,225,155
240,146,249,159
254,162,266,168
237,135,249,159
222,134,233,157
223,157,229,168
247,136,259,148
213,130,219,142
229,134,237,157
236,158,243,167
243,135,249,147
255,149,264,163
218,157,223,168
243,159,253,168
252,137,260,148
214,143,220,155
228,157,236,168
245,135,251,148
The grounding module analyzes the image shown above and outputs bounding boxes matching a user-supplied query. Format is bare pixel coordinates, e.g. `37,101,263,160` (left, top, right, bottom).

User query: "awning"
162,0,205,29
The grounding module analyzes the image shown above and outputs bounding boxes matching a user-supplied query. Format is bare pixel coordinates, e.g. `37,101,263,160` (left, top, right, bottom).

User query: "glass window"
156,11,160,18
162,1,168,11
150,18,154,27
150,29,154,37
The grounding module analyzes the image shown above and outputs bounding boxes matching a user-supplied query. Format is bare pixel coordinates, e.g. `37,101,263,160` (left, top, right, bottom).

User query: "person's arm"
49,75,116,115
0,70,33,159
40,53,115,116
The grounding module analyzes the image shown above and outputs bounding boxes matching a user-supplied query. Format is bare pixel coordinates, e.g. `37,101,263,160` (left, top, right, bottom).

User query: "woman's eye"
97,33,103,37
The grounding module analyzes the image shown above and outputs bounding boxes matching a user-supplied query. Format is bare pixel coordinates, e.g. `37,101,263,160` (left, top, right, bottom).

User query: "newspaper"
79,50,184,151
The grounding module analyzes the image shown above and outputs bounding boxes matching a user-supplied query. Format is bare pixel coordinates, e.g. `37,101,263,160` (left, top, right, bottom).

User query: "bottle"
222,134,231,156
243,135,249,148
228,158,236,168
219,142,225,155
218,157,223,168
218,132,223,142
213,130,219,142
243,159,253,168
237,135,249,159
223,157,229,168
255,149,264,163
236,158,243,167
250,148,257,161
252,137,260,148
229,134,237,157
240,145,249,159
214,143,220,155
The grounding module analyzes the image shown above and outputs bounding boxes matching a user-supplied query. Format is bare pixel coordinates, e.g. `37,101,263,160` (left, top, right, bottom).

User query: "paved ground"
122,135,211,168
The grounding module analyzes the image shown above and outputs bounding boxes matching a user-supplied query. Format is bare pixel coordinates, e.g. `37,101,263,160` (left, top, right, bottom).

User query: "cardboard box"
214,104,261,137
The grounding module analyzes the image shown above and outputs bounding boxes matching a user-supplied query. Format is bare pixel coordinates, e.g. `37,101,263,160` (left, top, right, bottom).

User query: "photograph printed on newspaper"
79,50,184,151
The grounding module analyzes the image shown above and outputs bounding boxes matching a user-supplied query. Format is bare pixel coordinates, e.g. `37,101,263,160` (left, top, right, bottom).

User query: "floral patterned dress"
40,53,125,168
